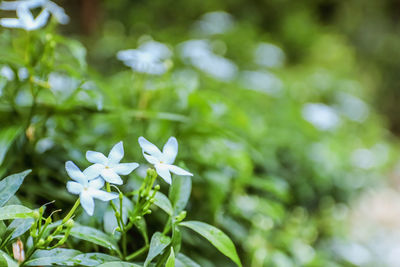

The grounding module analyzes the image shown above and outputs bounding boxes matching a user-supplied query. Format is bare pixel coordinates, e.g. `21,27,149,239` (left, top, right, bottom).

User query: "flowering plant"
0,137,241,266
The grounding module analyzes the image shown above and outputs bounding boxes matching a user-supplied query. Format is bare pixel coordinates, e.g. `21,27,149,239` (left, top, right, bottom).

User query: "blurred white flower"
65,161,118,216
85,141,139,185
179,39,237,81
117,40,172,75
138,136,193,184
254,43,285,68
48,72,79,100
0,6,49,31
0,65,15,81
0,0,69,24
302,103,340,131
335,92,369,122
193,11,234,35
18,67,29,80
240,70,283,95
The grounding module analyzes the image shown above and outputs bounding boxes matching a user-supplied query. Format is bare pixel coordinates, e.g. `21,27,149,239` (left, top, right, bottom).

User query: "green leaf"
179,221,242,267
0,253,7,267
7,218,34,240
25,248,120,266
166,247,175,267
171,225,182,254
0,205,34,220
152,191,173,216
97,262,141,267
0,126,22,166
24,248,80,266
144,232,171,267
169,175,191,215
0,170,31,207
175,253,201,267
0,250,18,267
70,224,120,253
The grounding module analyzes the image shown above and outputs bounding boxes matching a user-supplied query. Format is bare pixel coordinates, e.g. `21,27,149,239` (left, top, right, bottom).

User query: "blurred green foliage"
0,0,398,266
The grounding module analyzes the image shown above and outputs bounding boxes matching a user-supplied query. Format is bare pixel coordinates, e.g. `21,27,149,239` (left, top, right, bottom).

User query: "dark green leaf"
0,205,34,220
25,248,119,266
7,218,34,240
175,253,201,267
0,250,18,267
144,232,171,267
179,221,242,267
71,224,119,252
0,126,22,166
97,262,141,267
169,175,191,215
0,170,31,207
0,253,6,267
152,191,173,216
24,248,80,266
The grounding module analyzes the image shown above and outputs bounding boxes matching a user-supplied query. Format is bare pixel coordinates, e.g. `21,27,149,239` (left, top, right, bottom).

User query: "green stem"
62,198,80,224
162,217,172,235
125,245,149,261
106,183,123,229
122,231,127,259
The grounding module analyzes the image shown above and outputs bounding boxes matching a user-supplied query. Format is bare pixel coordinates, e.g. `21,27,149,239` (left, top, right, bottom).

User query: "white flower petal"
30,8,49,30
65,161,86,185
80,192,95,216
66,181,83,195
162,136,178,164
83,163,104,180
138,137,162,158
143,153,160,164
86,151,108,164
155,164,172,184
0,18,23,28
88,177,105,190
17,6,34,26
113,162,139,175
108,141,124,164
167,164,193,176
101,168,123,185
89,189,118,202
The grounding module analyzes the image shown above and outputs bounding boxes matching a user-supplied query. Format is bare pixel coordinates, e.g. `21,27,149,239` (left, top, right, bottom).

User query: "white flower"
85,141,139,185
65,161,118,216
138,136,193,184
0,0,69,24
0,6,49,31
302,103,340,131
116,41,172,75
179,39,237,81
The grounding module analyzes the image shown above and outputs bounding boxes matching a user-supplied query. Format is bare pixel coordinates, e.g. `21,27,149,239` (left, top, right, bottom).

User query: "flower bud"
115,227,121,232
46,236,53,243
175,211,187,222
154,185,160,190
33,210,40,219
37,239,45,247
66,219,74,228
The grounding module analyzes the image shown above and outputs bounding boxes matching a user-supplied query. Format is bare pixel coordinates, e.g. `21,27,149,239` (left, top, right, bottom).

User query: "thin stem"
62,198,80,224
125,245,149,261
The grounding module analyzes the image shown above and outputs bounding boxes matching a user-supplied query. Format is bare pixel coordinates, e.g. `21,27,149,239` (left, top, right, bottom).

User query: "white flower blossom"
117,41,172,75
138,136,193,184
179,39,237,81
85,141,139,185
65,161,118,216
0,0,69,24
0,6,49,31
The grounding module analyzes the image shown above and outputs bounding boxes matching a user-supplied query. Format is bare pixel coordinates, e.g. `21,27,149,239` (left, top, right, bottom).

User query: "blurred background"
2,0,400,266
